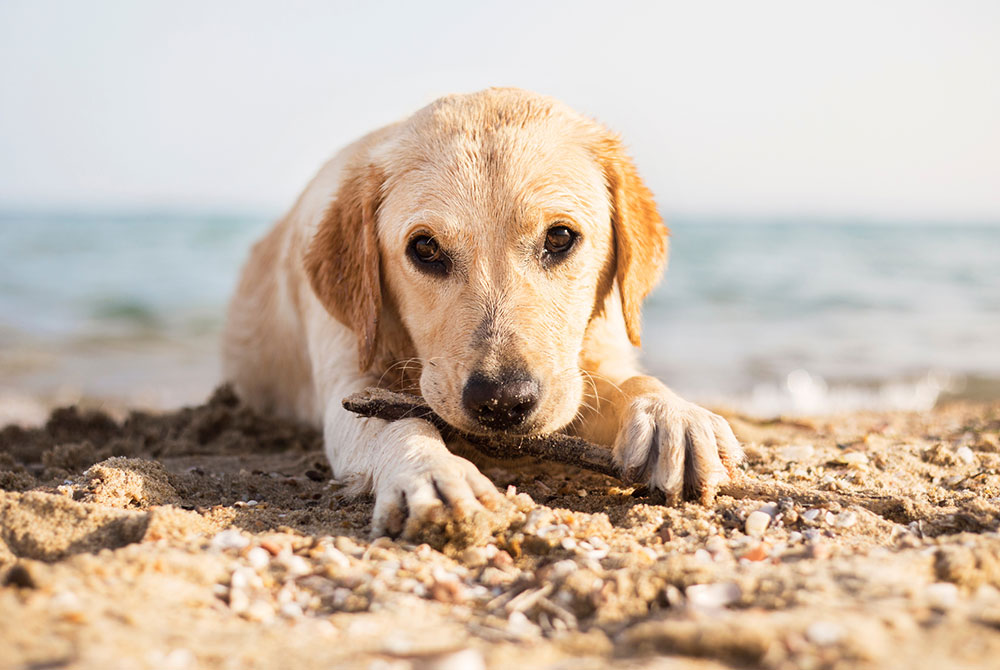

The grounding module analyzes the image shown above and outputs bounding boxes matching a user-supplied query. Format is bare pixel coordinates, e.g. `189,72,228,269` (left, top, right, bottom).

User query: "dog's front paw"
613,394,743,504
372,449,503,543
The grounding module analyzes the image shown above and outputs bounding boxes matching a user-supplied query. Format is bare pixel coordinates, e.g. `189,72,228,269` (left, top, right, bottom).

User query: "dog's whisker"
582,370,626,399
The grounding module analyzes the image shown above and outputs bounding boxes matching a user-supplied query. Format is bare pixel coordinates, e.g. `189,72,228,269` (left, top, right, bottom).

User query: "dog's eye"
407,235,450,275
412,236,440,262
543,225,577,256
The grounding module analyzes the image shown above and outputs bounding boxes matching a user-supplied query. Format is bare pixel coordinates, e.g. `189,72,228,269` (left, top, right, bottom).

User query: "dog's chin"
428,411,541,439
460,419,545,439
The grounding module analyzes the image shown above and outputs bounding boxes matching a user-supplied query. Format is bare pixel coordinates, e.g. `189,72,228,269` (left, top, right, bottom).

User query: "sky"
1,0,998,221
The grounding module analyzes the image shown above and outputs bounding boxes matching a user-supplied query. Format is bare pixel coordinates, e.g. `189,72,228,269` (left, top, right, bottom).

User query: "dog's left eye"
544,225,577,256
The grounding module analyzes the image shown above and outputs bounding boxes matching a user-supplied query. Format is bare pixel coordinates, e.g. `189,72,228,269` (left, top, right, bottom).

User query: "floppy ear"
303,164,384,371
596,135,669,347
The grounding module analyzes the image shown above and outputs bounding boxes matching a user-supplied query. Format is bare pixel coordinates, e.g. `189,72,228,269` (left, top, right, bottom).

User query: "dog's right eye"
407,235,450,275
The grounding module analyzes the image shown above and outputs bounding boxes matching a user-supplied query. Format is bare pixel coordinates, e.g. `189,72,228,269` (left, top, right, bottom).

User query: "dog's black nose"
462,372,539,431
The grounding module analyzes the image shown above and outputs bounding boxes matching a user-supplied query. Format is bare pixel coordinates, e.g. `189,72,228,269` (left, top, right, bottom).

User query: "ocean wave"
725,369,960,417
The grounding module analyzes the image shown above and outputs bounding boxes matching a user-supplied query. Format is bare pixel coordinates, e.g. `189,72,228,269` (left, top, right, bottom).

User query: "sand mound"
82,457,178,508
0,491,148,562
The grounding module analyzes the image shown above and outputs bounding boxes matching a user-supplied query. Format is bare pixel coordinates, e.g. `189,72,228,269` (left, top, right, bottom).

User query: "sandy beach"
1,388,998,669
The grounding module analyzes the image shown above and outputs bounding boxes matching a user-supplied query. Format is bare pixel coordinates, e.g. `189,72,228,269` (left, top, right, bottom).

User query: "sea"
1,210,998,419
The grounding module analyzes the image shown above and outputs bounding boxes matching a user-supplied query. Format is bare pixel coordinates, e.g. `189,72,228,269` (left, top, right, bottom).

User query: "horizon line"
1,203,999,228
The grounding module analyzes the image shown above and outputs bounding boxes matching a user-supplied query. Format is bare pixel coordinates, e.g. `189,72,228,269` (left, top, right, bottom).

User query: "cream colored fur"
223,88,742,537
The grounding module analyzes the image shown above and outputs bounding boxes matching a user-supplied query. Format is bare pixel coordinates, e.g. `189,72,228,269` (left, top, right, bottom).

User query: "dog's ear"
596,135,669,347
304,164,384,371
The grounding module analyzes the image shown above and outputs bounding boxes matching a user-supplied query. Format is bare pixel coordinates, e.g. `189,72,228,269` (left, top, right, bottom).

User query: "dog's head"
305,88,667,436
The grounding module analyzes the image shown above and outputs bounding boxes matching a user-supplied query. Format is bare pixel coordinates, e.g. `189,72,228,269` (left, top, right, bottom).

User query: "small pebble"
757,502,779,517
279,554,311,578
489,551,514,569
547,559,578,580
926,582,960,610
588,536,609,551
50,590,83,615
259,540,283,556
956,446,976,465
744,510,771,537
838,452,868,466
480,567,511,587
741,542,771,562
318,546,351,569
806,620,844,646
243,600,275,623
334,536,365,558
523,509,554,533
802,508,822,522
507,610,540,637
807,540,831,560
705,535,729,556
211,529,250,551
231,566,262,591
279,602,304,618
685,582,741,610
835,511,858,528
429,578,466,604
246,547,271,571
228,588,249,613
461,546,489,567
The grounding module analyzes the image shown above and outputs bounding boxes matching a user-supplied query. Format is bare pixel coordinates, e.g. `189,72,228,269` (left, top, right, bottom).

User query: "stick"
341,388,620,478
342,388,856,508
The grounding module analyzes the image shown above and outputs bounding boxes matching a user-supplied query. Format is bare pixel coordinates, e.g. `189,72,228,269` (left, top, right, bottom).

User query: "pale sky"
1,0,998,220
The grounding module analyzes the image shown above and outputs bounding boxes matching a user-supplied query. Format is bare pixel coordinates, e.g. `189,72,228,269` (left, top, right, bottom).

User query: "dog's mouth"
425,394,549,440
342,387,562,441
452,417,545,439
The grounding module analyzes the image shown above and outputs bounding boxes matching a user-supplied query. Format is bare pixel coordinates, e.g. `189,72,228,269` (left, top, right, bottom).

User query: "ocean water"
1,210,998,416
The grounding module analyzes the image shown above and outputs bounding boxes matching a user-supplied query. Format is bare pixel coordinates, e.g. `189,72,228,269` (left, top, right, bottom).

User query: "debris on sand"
1,389,999,668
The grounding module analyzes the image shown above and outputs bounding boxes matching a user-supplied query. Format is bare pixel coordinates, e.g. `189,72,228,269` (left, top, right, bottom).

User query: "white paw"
612,395,743,504
371,450,502,539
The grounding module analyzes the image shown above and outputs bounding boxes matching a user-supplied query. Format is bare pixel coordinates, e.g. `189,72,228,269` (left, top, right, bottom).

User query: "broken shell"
744,510,771,537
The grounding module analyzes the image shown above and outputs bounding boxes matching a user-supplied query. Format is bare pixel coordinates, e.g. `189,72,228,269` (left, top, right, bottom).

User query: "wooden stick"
342,388,853,508
342,388,621,479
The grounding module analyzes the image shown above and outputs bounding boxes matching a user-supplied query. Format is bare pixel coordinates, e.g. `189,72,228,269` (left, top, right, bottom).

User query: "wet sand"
1,387,999,669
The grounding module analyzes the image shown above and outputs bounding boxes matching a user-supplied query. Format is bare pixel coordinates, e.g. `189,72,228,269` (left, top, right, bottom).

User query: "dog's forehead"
379,116,610,240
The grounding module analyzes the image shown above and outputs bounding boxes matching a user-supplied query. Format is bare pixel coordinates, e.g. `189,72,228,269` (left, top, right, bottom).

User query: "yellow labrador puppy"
223,88,741,536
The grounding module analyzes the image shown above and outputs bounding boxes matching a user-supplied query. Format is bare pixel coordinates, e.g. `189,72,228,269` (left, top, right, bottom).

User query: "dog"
223,88,742,537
